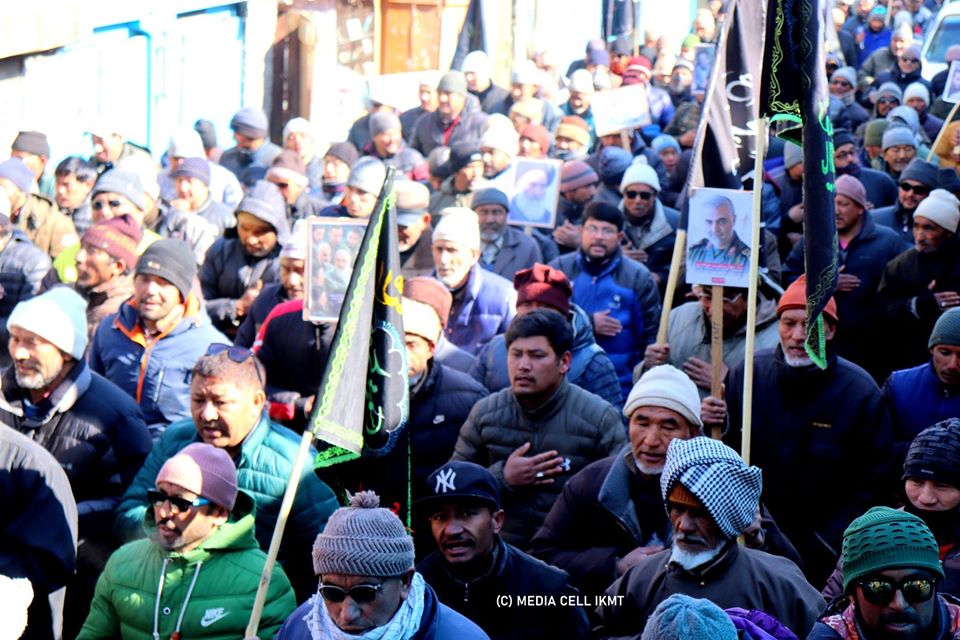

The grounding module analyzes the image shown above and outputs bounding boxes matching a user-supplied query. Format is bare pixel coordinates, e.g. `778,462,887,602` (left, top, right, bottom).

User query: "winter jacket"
593,542,825,640
836,164,899,210
723,346,895,586
872,201,916,244
219,141,283,183
858,35,893,78
113,414,338,599
0,361,150,540
429,174,477,216
418,537,591,640
874,65,933,96
444,264,516,356
785,214,910,378
88,295,229,433
275,577,490,640
410,104,489,156
620,200,679,286
470,304,623,408
15,193,79,259
551,249,662,398
200,236,283,335
808,594,960,639
159,163,243,210
471,83,512,115
1,424,78,640
196,198,236,235
157,207,220,265
878,239,960,371
76,273,135,340
80,491,295,639
234,282,288,348
401,228,437,279
884,362,960,459
452,379,625,547
0,230,51,366
435,334,478,374
480,225,542,282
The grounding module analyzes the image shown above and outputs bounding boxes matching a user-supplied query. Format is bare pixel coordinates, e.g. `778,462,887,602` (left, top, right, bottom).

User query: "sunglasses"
858,577,936,605
318,582,384,604
900,57,919,64
147,489,211,514
877,97,899,105
92,199,123,211
205,343,264,387
900,183,931,196
624,190,655,201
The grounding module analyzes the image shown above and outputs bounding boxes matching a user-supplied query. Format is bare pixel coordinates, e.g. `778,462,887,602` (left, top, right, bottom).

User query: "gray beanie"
929,308,960,349
230,107,269,139
641,594,738,640
369,111,402,137
93,170,147,212
136,239,197,301
872,82,903,104
901,158,940,188
830,67,857,89
471,188,509,211
437,71,468,97
348,157,387,195
783,143,803,169
312,491,415,577
236,180,289,234
882,126,916,151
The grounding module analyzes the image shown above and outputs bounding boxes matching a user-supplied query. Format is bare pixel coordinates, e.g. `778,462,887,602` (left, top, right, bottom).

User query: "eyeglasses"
584,224,618,237
204,343,264,387
318,582,384,603
858,577,936,606
92,199,123,211
900,57,920,64
697,290,743,304
877,97,900,105
624,190,655,201
900,182,931,196
834,149,857,160
831,79,853,89
147,489,211,514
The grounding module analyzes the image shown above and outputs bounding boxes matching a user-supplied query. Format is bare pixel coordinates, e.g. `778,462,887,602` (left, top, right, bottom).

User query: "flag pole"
657,228,686,343
740,116,768,466
710,286,725,440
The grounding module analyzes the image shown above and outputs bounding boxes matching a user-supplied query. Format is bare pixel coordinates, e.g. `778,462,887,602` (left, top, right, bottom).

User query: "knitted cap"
625,365,702,427
568,69,595,95
914,189,960,233
437,71,468,97
598,147,633,186
901,158,940,188
561,160,598,192
268,150,309,187
930,307,960,349
641,594,738,640
404,277,453,327
472,188,509,212
193,119,218,150
903,419,960,489
230,107,269,139
835,175,868,211
447,141,483,174
369,111,402,137
520,124,551,154
325,142,360,167
0,158,36,194
282,117,313,141
777,274,839,323
509,98,543,126
12,131,50,157
136,239,197,300
887,106,920,135
620,158,661,192
480,116,519,156
864,120,889,147
81,214,142,269
402,297,442,343
904,82,930,106
831,67,857,89
7,287,88,360
651,135,681,155
513,264,572,315
783,143,803,169
171,157,211,186
347,156,387,195
433,207,480,251
872,82,903,104
156,442,238,511
93,170,147,212
236,180,288,232
834,129,856,150
841,506,943,592
312,490,415,577
555,116,591,148
661,437,762,538
462,50,492,77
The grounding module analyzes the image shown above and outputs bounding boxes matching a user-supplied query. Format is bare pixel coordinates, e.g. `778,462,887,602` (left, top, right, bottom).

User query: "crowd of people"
3,0,960,638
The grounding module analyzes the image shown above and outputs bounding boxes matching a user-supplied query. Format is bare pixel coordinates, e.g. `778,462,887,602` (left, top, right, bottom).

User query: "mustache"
881,612,918,625
676,532,709,545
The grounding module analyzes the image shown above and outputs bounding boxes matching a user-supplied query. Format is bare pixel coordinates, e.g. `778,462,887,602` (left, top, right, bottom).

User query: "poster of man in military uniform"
685,188,753,288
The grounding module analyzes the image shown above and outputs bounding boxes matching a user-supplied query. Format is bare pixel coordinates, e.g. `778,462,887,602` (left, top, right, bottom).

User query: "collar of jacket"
773,343,839,381
234,411,273,467
666,538,739,582
115,293,204,346
448,264,484,328
923,361,960,399
577,246,622,278
0,358,92,422
412,359,441,401
622,200,672,250
436,536,506,598
597,446,654,545
510,377,570,422
83,272,135,308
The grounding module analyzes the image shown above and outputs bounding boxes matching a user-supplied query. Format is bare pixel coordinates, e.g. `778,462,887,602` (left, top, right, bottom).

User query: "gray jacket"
480,225,543,282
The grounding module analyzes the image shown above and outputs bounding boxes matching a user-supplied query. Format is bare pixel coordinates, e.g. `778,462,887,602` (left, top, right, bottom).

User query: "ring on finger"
535,471,544,479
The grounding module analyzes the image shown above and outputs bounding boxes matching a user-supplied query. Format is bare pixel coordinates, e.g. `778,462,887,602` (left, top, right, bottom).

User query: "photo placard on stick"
590,84,653,137
685,187,755,288
692,44,717,95
944,60,960,104
305,217,369,322
506,158,561,229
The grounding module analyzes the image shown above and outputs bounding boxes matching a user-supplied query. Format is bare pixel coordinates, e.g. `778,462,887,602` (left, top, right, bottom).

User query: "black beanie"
903,418,960,489
136,239,197,301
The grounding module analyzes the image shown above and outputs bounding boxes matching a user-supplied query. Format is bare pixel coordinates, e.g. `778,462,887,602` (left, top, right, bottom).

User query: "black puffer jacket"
200,237,282,335
234,282,288,348
0,231,51,366
452,380,625,547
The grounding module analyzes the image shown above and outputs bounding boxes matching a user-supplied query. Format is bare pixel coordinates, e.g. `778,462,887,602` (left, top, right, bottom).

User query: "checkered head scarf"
660,437,763,538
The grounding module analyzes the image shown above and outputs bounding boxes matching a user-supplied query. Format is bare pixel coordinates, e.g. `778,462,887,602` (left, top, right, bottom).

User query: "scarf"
304,573,426,640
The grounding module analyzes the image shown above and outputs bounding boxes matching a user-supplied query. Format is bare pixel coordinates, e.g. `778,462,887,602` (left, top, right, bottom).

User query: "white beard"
780,339,814,368
632,455,664,475
669,541,725,571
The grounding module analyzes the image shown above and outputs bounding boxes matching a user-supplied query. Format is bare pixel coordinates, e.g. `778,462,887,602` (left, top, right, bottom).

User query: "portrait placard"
685,187,755,288
692,44,717,95
944,60,960,104
305,217,369,322
590,84,653,137
506,158,562,229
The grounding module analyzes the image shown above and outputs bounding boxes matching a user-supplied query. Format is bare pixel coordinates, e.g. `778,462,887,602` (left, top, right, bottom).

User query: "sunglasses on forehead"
858,577,936,606
318,582,384,603
204,343,264,387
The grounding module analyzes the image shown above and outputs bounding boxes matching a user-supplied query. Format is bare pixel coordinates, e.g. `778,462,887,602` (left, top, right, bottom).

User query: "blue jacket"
444,264,516,356
884,362,960,459
88,296,228,432
469,304,623,409
550,249,661,398
113,414,339,598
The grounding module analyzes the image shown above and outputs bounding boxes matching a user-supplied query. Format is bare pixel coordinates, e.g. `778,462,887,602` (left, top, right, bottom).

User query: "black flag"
311,168,409,467
760,0,838,368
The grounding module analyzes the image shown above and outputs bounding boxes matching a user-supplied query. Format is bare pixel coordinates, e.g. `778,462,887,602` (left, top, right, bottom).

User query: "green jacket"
79,491,295,639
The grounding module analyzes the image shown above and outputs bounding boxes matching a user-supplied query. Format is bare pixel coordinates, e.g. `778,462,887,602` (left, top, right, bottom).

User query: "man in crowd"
553,115,592,162
266,150,323,221
417,461,591,639
551,202,661,399
554,160,599,254
160,128,242,209
81,443,296,638
479,114,518,180
406,275,477,374
218,106,283,184
470,264,622,408
88,122,151,173
474,187,541,280
878,126,918,183
462,50,511,114
113,345,338,598
53,156,98,236
410,71,487,156
432,207,515,355
275,491,488,638
401,75,439,140
593,437,824,639
619,160,679,286
874,157,938,244
832,129,898,210
168,157,235,235
282,117,323,191
10,130,52,198
72,215,141,337
322,156,387,219
200,180,287,337
429,141,485,215
364,111,428,180
704,277,894,585
0,157,78,260
396,180,435,278
809,507,957,640
89,239,226,432
453,309,625,547
316,142,359,208
560,71,596,147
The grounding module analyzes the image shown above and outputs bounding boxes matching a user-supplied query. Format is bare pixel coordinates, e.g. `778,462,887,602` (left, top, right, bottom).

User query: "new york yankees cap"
419,461,501,511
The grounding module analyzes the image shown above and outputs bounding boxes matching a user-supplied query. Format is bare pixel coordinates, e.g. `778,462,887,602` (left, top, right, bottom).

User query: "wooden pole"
741,117,769,466
619,129,632,152
245,429,314,637
710,285,724,440
657,229,687,344
927,99,960,162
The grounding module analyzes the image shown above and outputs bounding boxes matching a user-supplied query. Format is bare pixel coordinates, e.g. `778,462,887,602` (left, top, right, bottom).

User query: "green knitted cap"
841,506,944,592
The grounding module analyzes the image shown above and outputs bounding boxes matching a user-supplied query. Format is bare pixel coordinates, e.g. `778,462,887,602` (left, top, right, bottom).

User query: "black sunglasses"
900,183,931,196
147,489,211,514
877,97,899,105
92,199,123,211
318,582,384,603
624,190,654,201
858,577,936,606
205,343,264,387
